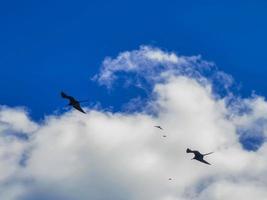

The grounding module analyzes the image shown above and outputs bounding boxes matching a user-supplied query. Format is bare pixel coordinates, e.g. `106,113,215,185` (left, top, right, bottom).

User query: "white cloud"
0,46,267,200
93,45,214,88
0,106,38,134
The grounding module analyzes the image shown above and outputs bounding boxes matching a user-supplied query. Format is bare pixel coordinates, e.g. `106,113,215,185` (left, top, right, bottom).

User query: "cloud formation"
94,46,233,94
1,46,267,200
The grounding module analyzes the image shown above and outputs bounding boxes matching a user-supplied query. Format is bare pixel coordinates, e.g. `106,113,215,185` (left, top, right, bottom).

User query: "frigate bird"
186,148,213,165
61,92,86,114
154,126,163,130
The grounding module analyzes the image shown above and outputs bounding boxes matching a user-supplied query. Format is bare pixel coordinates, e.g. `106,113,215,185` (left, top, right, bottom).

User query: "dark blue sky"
1,0,267,119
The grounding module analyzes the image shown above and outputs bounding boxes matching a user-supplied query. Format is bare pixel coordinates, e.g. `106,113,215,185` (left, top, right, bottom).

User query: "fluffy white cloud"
0,46,267,200
0,106,38,134
0,107,35,200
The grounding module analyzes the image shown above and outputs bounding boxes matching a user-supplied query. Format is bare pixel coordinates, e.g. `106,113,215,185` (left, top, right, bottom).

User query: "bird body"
186,148,213,165
61,92,86,114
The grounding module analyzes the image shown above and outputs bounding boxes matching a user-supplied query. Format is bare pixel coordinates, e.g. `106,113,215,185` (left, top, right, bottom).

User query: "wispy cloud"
93,45,215,88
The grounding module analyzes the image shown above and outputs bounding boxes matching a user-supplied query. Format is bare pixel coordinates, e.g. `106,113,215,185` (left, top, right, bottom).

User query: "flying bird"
154,126,163,130
61,92,86,114
154,126,166,137
186,148,213,165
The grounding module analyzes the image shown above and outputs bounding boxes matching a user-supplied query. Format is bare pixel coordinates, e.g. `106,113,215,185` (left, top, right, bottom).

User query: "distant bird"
168,178,172,181
61,92,86,114
186,148,213,165
154,126,163,130
162,135,167,138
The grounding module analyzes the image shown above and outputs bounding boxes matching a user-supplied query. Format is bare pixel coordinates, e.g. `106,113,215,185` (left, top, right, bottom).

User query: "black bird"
154,126,163,130
162,135,167,138
61,92,86,114
186,148,213,165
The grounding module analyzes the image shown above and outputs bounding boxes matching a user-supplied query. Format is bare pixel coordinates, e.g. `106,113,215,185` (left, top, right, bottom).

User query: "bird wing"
198,159,211,165
73,103,86,114
61,92,76,102
203,152,214,156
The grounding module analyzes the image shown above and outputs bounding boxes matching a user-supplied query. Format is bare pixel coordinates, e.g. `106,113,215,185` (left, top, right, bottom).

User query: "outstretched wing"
198,159,211,165
61,92,76,102
203,152,214,156
73,103,86,114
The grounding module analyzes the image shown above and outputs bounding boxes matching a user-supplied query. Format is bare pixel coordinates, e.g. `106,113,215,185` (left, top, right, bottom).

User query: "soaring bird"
186,148,213,165
61,92,86,114
154,126,163,130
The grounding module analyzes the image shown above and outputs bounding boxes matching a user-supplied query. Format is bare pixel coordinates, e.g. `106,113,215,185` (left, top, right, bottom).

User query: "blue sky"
1,0,267,120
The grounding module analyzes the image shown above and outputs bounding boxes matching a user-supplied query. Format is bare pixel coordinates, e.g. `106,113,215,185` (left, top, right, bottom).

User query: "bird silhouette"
186,148,213,165
61,92,86,114
154,126,163,130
